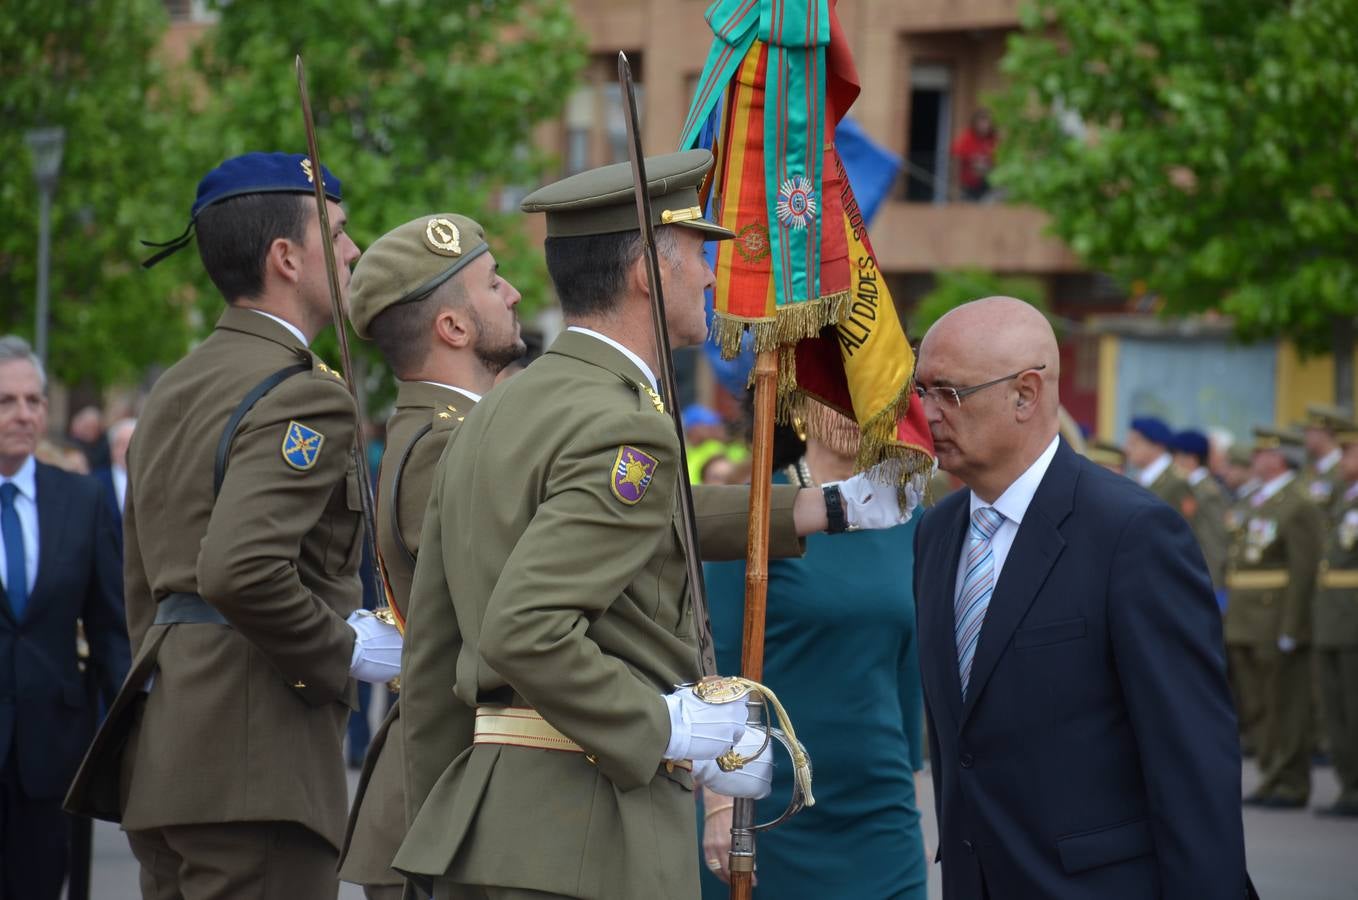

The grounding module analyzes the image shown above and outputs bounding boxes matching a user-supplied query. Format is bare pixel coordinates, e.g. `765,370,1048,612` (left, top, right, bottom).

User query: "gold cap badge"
425,217,462,256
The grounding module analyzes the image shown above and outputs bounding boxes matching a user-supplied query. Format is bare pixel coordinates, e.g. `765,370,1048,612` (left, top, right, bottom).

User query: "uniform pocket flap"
1056,817,1153,874
1014,617,1086,649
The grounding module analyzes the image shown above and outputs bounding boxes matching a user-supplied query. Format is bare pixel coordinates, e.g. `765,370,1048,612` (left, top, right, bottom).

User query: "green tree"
174,0,587,411
994,0,1358,374
910,269,1049,336
1,0,192,389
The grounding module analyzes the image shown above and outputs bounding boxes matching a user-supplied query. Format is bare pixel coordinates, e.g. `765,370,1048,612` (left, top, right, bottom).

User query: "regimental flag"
680,0,933,481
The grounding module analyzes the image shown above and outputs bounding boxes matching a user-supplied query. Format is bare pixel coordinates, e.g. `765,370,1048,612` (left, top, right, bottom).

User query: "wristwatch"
823,483,847,534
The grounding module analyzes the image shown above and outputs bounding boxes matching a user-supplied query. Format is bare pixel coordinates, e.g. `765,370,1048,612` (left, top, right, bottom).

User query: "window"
561,54,643,176
904,63,952,204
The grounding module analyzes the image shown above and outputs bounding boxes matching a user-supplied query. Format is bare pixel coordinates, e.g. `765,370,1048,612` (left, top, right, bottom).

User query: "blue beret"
682,405,723,429
142,152,343,268
1171,429,1210,459
1129,416,1173,447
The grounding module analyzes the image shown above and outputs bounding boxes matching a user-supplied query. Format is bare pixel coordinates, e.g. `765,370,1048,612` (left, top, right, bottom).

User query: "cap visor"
676,218,735,241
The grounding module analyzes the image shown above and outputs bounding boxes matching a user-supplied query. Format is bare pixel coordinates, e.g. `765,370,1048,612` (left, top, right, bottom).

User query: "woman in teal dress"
699,419,929,900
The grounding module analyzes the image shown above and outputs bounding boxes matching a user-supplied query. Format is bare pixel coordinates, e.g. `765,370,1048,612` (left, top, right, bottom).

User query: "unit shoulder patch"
610,445,660,505
282,420,325,471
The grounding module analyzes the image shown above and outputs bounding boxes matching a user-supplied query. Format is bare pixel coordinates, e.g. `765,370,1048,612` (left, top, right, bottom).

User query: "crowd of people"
0,141,1346,900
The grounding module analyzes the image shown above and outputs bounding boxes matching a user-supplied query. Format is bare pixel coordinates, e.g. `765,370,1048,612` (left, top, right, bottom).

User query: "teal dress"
699,478,927,900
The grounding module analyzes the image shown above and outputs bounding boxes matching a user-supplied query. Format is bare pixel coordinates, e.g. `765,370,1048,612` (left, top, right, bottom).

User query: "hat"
349,213,490,339
1129,416,1173,447
142,152,343,268
1085,440,1125,468
1227,444,1253,467
1252,426,1306,468
1304,404,1352,431
1170,429,1210,461
1334,420,1358,446
521,149,734,241
682,404,723,430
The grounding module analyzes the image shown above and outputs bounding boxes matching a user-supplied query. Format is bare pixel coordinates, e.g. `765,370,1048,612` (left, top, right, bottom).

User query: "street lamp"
25,126,65,367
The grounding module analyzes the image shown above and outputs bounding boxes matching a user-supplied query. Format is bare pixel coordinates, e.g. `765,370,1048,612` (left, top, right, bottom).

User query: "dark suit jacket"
92,465,123,546
0,462,129,799
915,439,1247,899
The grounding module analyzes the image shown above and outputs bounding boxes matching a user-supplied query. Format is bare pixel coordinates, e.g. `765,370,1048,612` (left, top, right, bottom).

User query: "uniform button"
960,753,974,768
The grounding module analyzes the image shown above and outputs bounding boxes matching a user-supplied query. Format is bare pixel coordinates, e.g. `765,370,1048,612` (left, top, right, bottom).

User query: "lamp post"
25,126,65,367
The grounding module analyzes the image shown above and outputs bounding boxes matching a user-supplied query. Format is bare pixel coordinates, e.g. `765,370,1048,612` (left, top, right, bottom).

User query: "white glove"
348,609,403,683
663,686,748,762
693,728,774,799
828,466,921,531
1277,633,1297,654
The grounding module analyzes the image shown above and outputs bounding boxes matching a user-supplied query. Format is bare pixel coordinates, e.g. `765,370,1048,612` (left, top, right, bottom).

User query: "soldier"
1302,404,1349,511
1172,428,1230,600
64,153,403,899
1124,416,1193,512
338,213,525,898
393,150,913,900
1226,428,1325,809
1314,421,1358,817
1085,439,1126,474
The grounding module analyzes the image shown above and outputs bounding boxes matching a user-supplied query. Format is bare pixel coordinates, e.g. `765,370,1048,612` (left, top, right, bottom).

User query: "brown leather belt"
473,706,692,772
1226,570,1288,590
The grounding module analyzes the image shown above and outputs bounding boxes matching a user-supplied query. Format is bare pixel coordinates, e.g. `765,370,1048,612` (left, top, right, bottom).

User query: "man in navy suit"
0,336,129,899
92,417,135,545
912,299,1249,899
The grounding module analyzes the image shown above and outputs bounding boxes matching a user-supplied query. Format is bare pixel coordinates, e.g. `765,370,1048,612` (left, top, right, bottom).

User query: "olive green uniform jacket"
1304,457,1343,514
1317,482,1358,649
1186,471,1230,589
65,308,362,851
394,330,803,899
1148,464,1193,516
1224,476,1326,649
340,380,476,888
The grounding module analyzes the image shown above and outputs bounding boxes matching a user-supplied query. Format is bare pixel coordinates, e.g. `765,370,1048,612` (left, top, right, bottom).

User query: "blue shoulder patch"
282,420,325,471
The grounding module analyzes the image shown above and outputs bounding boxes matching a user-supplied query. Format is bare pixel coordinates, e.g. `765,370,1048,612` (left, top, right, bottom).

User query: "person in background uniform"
913,298,1247,900
0,337,129,900
1224,443,1260,504
1085,439,1126,474
338,212,526,899
92,418,135,546
1172,429,1230,606
394,150,914,900
1226,428,1325,809
1313,421,1358,817
1302,404,1348,511
64,153,403,900
1123,416,1193,513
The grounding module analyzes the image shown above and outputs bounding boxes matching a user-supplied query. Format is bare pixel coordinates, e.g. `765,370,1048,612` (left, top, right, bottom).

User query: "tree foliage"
1,0,193,388
910,269,1049,337
993,0,1358,352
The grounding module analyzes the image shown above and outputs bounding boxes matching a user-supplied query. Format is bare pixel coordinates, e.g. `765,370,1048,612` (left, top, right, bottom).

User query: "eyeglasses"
914,364,1047,409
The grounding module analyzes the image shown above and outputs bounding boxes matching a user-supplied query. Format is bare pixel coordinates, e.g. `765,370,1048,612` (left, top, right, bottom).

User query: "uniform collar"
1136,452,1172,488
1317,447,1341,475
0,455,36,502
1251,470,1295,506
549,328,658,393
394,379,480,410
1188,467,1210,487
564,326,659,392
214,305,310,352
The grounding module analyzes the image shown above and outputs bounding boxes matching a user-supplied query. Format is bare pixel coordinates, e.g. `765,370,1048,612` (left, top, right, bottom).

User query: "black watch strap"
823,483,847,534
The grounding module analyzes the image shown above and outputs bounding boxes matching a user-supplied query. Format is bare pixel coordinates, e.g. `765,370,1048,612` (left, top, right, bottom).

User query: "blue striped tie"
0,482,27,619
956,505,1005,699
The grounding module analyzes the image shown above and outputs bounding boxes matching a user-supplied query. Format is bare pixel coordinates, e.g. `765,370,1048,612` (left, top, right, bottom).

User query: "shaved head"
916,297,1062,502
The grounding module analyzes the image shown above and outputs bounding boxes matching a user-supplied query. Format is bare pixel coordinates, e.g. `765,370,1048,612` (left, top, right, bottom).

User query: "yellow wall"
1096,334,1119,441
1273,342,1358,426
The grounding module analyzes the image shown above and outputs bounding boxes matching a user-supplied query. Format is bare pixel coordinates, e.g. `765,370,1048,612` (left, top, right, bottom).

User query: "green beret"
521,149,734,241
349,213,489,339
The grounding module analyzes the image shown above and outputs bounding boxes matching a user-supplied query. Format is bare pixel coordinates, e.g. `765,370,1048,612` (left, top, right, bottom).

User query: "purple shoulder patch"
611,445,660,505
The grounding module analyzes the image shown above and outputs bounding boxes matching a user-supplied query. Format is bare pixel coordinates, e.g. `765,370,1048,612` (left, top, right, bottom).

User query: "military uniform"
1315,435,1358,814
394,152,808,900
1302,405,1350,513
340,212,499,897
1185,470,1230,591
65,154,367,899
1224,431,1326,805
1147,461,1194,514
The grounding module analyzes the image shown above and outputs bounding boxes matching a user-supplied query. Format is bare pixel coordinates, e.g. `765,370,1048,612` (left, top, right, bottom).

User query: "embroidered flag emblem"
611,446,659,505
282,420,325,471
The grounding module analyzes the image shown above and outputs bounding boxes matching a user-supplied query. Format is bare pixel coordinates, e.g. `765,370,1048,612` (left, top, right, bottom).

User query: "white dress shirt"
0,455,40,595
420,381,482,403
566,326,659,393
1187,467,1210,487
955,435,1061,600
251,309,309,347
1317,448,1341,475
112,464,128,513
1136,452,1172,489
1250,470,1295,508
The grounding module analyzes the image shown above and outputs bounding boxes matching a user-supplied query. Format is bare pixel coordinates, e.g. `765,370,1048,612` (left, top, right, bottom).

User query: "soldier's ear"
432,307,471,350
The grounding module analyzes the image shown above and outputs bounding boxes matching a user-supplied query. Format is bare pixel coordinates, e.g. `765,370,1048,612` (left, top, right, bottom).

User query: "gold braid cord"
693,675,815,808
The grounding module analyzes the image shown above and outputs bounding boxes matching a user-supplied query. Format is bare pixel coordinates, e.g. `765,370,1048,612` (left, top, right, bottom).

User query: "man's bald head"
915,296,1062,502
